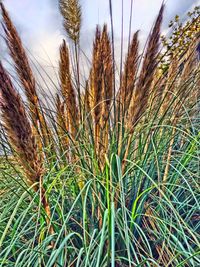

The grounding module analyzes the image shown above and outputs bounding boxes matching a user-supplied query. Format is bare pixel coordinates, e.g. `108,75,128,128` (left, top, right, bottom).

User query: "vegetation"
0,1,199,266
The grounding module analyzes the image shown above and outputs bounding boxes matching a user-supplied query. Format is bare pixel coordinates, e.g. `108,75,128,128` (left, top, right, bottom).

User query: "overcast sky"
1,0,200,84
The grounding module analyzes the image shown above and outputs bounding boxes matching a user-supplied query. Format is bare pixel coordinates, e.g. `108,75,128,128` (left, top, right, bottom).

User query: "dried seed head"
0,62,43,191
128,4,164,132
59,39,78,138
101,24,113,124
59,0,82,43
92,26,104,126
0,3,39,122
120,31,139,112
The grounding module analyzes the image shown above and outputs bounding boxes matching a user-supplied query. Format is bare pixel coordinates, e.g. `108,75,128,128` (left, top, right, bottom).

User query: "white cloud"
1,0,199,85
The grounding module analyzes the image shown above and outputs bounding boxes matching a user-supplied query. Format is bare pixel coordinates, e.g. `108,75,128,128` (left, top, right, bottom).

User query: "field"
0,1,199,266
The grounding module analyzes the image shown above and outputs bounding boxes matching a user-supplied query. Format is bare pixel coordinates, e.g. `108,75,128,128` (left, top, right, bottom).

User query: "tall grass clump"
0,1,199,266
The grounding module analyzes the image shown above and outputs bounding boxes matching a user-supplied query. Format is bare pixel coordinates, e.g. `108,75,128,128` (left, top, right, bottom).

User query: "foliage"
0,2,199,267
160,5,200,72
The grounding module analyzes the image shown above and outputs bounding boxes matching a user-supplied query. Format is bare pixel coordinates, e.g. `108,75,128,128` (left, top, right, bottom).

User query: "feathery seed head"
59,39,78,138
128,4,164,131
0,61,43,191
59,0,82,43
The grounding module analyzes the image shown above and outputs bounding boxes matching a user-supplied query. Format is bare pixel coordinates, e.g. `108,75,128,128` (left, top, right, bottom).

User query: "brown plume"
59,0,81,43
0,61,54,235
90,26,104,152
100,24,113,126
0,61,43,191
59,39,78,138
120,31,139,113
128,4,164,132
0,3,41,126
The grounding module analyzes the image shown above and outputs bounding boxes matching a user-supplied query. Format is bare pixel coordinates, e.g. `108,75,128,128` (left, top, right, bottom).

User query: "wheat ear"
162,40,200,185
0,62,43,190
117,31,139,157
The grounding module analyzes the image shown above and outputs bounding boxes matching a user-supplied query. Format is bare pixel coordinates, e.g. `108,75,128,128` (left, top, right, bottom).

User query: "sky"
1,0,200,84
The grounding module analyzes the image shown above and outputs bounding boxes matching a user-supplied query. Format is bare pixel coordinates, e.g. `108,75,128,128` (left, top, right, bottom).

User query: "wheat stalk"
83,80,91,115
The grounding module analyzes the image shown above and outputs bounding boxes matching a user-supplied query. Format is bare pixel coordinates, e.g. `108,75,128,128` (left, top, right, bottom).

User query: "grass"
0,1,199,266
